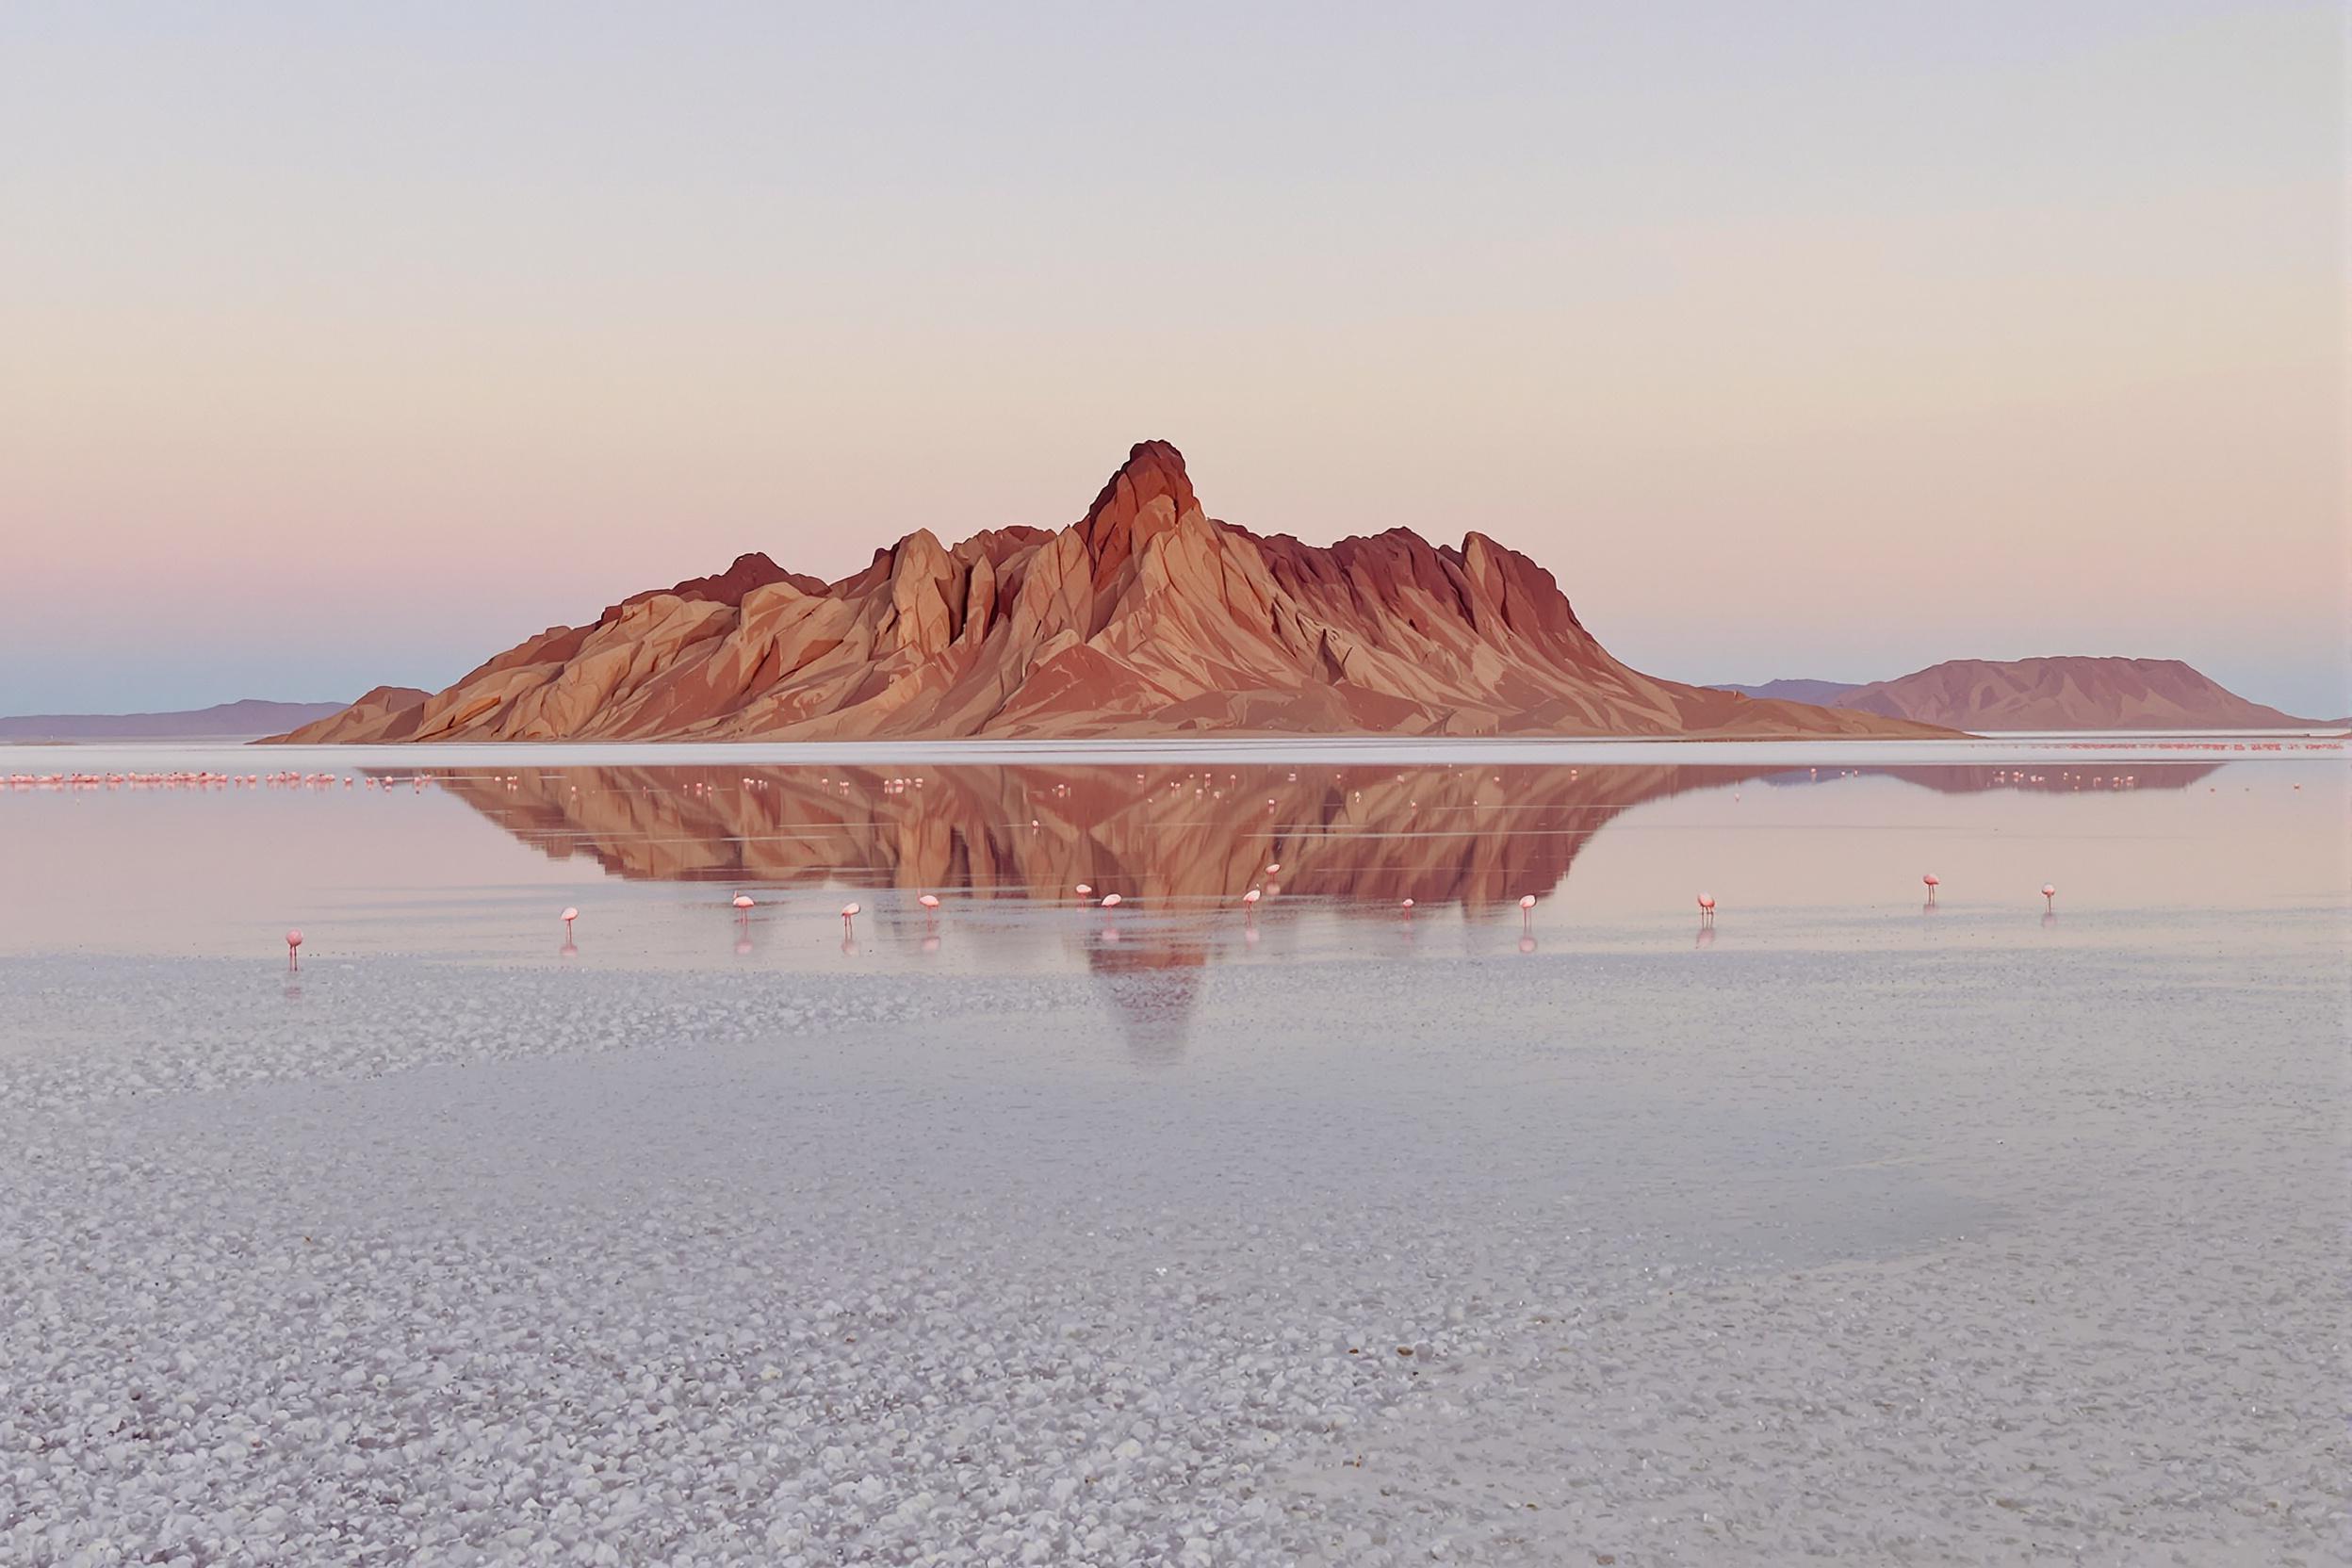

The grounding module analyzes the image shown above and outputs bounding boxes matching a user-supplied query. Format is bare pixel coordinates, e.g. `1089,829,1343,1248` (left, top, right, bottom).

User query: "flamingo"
731,894,755,911
1518,893,1536,931
1400,897,1414,912
1922,873,1940,899
2042,883,2056,910
840,901,860,933
561,906,579,939
1697,892,1716,925
1241,888,1261,906
1100,893,1122,909
1074,883,1092,897
286,929,302,972
1266,861,1281,874
918,893,940,910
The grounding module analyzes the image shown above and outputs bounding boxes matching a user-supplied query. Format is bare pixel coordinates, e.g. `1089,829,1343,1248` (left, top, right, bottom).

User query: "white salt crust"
1,945,2342,1565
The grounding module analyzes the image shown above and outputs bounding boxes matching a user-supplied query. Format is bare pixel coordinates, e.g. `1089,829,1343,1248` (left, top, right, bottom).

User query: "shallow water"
2,746,2343,973
0,743,2344,1563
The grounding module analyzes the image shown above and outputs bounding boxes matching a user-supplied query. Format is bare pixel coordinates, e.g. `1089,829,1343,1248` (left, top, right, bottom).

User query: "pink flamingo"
732,893,755,910
918,893,940,910
1518,893,1536,931
1100,893,1122,908
1922,873,1939,902
1242,888,1261,907
1074,883,1092,897
2042,883,2056,910
841,901,860,933
1697,892,1716,925
1266,861,1281,875
1400,897,1415,913
562,906,579,939
286,929,302,971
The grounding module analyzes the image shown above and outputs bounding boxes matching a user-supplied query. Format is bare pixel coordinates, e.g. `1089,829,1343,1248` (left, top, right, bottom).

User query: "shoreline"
3,731,2344,772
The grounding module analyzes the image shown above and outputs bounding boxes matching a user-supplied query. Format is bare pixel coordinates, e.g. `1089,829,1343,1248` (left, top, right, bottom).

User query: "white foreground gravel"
1,930,2344,1566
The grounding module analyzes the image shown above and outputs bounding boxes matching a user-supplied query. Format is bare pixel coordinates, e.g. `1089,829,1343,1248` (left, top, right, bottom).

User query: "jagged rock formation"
272,442,1945,743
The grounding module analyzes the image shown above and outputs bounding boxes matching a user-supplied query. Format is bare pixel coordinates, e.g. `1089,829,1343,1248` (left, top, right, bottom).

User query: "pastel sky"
4,2,2344,717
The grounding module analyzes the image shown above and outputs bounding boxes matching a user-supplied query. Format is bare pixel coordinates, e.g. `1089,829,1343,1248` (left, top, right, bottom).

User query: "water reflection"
2,751,2317,1061
424,760,2225,904
427,761,1758,904
414,760,2232,1054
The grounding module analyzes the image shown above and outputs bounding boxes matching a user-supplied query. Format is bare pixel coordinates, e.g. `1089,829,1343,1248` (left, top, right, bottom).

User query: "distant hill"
1717,659,2330,730
1709,678,1862,706
0,698,355,743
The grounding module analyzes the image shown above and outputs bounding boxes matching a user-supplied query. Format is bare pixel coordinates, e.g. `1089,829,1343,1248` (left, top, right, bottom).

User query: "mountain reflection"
426,760,2225,901
420,759,2224,1059
424,761,1760,905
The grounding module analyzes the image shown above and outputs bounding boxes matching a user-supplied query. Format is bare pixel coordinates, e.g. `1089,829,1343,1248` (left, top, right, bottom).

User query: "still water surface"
2,745,2341,984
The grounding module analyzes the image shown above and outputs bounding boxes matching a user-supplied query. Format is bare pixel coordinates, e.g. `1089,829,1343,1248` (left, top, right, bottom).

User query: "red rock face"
1834,659,2320,730
270,442,1947,743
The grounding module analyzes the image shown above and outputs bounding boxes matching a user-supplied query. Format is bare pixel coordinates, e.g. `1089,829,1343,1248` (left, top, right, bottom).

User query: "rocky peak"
1077,440,1202,576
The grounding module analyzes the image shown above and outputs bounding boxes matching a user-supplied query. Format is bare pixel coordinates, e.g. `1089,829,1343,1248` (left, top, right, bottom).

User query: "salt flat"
3,925,2343,1565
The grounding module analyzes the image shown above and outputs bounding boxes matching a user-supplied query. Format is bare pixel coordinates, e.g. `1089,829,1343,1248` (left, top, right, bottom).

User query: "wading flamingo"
2042,883,2056,910
286,929,302,971
1697,892,1716,925
1518,893,1536,931
561,907,579,939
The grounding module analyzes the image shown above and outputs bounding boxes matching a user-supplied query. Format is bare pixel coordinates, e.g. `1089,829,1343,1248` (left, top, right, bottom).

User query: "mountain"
1833,658,2323,730
270,441,1946,743
0,697,355,743
1709,678,1862,706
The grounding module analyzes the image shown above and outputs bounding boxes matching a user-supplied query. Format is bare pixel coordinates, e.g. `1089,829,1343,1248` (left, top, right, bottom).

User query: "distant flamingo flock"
521,864,2076,961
